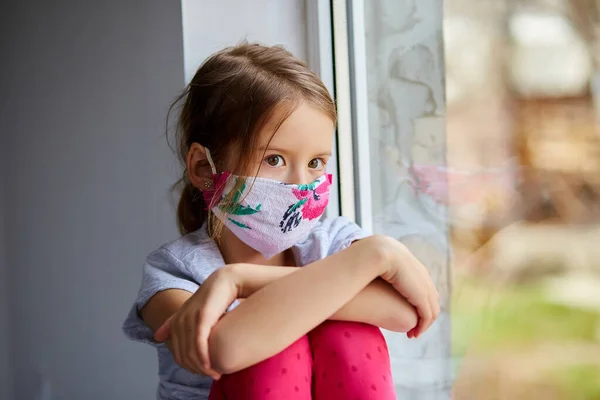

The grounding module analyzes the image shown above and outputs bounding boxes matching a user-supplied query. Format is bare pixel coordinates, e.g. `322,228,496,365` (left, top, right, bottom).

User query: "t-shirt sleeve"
326,216,370,256
296,217,371,266
122,247,200,346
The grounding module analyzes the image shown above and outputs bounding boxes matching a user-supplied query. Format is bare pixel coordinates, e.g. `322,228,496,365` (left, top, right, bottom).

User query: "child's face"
251,101,335,185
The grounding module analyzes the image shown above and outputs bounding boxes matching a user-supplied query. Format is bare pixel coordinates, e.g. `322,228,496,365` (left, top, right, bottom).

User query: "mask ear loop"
205,148,217,174
203,148,218,237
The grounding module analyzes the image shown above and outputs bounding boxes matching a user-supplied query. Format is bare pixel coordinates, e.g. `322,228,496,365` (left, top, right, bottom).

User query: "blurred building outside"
441,0,600,398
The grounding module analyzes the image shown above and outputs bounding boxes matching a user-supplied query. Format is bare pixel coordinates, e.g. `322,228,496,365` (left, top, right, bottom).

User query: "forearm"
332,278,417,331
209,235,390,374
234,264,417,332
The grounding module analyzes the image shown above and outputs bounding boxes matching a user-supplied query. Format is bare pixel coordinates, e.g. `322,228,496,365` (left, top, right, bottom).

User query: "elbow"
209,331,236,375
209,326,245,375
400,311,419,333
387,307,419,333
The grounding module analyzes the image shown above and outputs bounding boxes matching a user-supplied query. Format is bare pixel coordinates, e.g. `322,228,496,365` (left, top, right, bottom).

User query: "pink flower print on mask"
279,175,331,233
292,174,332,220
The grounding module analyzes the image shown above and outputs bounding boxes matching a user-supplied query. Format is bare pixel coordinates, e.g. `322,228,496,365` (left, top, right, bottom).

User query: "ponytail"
176,182,207,235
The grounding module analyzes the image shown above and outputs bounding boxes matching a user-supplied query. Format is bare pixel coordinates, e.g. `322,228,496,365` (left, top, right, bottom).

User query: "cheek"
256,167,285,180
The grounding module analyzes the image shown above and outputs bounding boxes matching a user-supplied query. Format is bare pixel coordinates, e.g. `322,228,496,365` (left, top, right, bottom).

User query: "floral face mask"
202,148,331,259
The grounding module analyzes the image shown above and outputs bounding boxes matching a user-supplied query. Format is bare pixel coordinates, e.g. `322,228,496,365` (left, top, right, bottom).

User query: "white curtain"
360,0,453,397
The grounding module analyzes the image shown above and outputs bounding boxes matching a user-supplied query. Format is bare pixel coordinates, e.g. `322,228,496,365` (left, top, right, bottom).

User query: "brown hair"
167,42,337,236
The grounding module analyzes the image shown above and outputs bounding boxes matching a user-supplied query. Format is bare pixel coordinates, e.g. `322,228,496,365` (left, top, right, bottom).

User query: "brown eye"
308,158,324,169
265,155,284,167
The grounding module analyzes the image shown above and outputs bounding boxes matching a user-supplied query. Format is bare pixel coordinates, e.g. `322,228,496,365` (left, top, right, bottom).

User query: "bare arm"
142,236,420,374
141,289,190,354
142,269,415,354
208,236,404,373
232,263,417,332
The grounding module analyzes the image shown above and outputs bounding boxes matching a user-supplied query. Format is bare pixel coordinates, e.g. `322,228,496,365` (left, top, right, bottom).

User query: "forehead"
258,102,335,153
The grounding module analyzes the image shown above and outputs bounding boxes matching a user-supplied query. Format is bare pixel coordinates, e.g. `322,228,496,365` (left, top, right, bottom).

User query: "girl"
123,43,439,400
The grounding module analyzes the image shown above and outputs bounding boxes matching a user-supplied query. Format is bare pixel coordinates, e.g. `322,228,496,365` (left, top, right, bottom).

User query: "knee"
308,322,396,399
217,335,313,399
309,321,387,359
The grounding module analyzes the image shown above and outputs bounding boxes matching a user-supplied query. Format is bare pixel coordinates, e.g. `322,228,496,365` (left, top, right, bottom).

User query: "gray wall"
1,4,13,398
0,140,12,400
1,1,311,399
1,1,184,399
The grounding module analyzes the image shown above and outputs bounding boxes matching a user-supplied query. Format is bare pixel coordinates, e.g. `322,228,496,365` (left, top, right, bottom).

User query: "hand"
153,266,239,379
373,235,440,339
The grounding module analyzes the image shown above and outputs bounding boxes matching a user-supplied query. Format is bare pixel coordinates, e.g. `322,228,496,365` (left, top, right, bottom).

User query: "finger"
420,265,437,296
421,271,439,309
183,313,220,378
182,315,203,373
414,320,427,338
418,292,439,339
429,278,439,300
176,318,200,374
417,312,433,338
407,325,420,339
154,316,173,343
407,258,439,308
201,367,221,380
171,318,183,368
415,300,433,338
432,291,441,320
201,365,221,381
403,287,428,334
197,314,222,380
407,327,415,339
197,323,213,373
419,314,434,338
189,312,214,377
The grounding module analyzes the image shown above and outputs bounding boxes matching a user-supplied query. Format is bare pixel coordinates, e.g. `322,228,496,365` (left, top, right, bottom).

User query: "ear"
186,143,215,191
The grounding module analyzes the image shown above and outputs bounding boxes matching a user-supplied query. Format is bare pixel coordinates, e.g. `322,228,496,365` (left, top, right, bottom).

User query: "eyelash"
264,155,285,167
263,155,327,169
308,158,325,169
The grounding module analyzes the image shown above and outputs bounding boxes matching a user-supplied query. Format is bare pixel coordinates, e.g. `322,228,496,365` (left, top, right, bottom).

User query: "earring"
204,181,213,189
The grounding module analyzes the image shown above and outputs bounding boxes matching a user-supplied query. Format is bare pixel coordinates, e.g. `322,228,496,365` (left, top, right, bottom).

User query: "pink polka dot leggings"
208,321,396,400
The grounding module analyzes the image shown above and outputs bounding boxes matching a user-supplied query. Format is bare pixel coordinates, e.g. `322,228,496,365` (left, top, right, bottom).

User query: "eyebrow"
257,146,332,157
257,146,289,154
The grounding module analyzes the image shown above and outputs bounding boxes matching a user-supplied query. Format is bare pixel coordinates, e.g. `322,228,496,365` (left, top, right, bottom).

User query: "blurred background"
446,0,600,398
1,0,599,399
